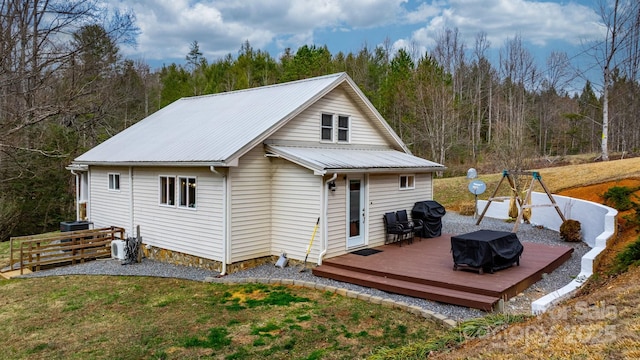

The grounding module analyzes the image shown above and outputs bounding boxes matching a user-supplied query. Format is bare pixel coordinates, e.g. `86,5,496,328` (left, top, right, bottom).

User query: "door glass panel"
349,180,361,237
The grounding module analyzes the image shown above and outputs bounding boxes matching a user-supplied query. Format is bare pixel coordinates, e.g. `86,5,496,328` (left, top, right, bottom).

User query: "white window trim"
399,174,415,190
337,114,351,143
159,175,176,207
178,176,197,209
108,173,120,191
321,113,334,142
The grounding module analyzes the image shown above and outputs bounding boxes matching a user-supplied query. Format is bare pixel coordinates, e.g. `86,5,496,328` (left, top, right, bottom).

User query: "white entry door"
347,176,366,248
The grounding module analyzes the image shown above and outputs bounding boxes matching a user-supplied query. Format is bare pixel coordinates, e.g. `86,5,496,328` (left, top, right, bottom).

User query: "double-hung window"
160,176,176,206
399,175,415,190
179,177,197,208
337,115,349,142
321,113,350,142
321,113,333,141
108,173,120,191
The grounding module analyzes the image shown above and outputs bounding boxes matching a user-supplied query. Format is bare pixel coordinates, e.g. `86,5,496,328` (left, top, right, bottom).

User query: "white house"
67,72,445,273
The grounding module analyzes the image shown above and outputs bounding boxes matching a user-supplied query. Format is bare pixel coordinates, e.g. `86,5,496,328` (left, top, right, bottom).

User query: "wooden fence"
9,226,125,274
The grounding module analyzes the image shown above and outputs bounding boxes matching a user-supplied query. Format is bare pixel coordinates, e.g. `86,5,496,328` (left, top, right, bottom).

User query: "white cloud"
112,0,407,63
399,0,603,54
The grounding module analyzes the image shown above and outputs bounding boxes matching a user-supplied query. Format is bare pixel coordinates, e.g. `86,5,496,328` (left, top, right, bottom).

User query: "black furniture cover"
411,200,446,238
451,230,523,272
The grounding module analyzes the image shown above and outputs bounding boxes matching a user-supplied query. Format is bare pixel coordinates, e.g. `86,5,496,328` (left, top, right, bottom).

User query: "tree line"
1,0,639,239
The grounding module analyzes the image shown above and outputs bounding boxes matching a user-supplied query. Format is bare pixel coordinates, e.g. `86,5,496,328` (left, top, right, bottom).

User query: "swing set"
476,170,566,232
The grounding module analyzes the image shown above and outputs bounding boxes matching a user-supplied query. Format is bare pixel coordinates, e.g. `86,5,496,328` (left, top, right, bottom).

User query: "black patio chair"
397,209,423,243
383,212,412,246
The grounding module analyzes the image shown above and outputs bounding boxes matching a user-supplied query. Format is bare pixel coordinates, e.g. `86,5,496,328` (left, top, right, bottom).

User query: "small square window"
399,175,415,190
108,173,120,191
321,113,333,141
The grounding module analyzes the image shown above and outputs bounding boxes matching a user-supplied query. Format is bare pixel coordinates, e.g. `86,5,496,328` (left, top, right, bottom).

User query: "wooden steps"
313,264,500,311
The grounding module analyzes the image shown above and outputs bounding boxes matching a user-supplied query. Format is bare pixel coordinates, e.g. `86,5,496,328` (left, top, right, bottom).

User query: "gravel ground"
16,212,589,322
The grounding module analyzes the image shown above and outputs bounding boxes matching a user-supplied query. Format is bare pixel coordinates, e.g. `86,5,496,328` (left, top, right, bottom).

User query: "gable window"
160,176,176,206
179,177,197,208
399,175,415,190
321,113,333,141
337,115,350,142
108,173,120,191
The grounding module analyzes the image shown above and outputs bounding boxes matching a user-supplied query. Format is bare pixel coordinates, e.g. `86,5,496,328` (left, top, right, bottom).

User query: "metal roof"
265,145,445,175
75,73,370,165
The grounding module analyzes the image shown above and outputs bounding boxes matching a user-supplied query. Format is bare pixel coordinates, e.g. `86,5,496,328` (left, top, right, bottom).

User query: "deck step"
313,264,500,311
320,257,504,298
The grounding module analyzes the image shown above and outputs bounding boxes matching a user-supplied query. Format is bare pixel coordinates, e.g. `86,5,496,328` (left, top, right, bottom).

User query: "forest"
1,0,639,239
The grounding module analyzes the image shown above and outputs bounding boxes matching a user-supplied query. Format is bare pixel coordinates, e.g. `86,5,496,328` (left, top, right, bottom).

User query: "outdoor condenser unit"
111,240,126,260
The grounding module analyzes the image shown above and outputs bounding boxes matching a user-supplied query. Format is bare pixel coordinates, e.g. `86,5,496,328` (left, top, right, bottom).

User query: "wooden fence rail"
9,227,126,274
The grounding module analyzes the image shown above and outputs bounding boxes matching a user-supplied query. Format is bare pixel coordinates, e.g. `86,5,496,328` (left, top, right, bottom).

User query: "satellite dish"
468,179,486,195
466,168,477,179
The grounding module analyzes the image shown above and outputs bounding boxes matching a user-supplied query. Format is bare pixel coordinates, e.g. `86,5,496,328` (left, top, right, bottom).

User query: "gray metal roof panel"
266,145,445,173
74,73,345,164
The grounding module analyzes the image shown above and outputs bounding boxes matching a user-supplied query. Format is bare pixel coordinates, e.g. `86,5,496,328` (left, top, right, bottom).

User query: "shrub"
611,236,640,274
602,186,640,211
560,219,582,242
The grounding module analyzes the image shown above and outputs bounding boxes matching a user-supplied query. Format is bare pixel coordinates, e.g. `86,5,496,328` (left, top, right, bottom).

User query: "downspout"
70,170,80,221
210,166,228,276
129,167,134,237
318,173,337,265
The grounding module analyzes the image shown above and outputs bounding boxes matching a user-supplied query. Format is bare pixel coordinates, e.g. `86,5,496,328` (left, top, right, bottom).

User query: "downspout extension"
318,173,337,265
211,166,228,276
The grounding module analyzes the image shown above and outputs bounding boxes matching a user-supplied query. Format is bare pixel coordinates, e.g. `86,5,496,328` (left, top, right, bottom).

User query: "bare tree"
595,0,639,160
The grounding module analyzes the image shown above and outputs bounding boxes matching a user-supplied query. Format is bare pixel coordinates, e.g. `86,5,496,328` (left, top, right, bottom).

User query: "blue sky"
110,0,606,91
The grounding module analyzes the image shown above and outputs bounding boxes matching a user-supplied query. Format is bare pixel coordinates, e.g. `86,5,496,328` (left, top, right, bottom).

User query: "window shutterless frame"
178,176,197,209
337,115,350,142
321,113,334,141
399,175,415,190
108,173,120,191
159,176,176,206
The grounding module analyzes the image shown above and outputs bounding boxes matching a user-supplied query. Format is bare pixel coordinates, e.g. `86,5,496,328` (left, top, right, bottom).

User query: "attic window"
321,113,333,141
337,115,349,142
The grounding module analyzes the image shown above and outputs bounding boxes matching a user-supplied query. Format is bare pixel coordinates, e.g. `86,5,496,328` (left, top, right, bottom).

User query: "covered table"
451,229,523,274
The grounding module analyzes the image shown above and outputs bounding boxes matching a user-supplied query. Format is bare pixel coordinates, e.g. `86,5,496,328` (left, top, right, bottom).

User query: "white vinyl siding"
270,159,322,261
229,147,272,262
325,176,348,258
132,167,223,261
268,86,388,145
367,173,433,247
89,167,130,230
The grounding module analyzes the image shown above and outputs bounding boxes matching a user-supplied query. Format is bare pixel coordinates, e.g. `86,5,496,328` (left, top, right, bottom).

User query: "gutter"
210,166,229,276
318,173,337,264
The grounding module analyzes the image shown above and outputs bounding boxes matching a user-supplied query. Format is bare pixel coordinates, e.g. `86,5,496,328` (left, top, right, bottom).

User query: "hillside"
430,157,640,359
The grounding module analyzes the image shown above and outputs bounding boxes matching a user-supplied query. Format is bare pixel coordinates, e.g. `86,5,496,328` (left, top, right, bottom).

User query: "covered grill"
411,200,446,238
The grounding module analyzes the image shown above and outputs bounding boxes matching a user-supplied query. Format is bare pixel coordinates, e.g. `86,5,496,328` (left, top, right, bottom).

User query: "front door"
347,176,366,248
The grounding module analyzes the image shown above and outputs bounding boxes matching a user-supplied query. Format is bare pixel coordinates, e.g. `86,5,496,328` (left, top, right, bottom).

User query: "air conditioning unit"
111,240,126,260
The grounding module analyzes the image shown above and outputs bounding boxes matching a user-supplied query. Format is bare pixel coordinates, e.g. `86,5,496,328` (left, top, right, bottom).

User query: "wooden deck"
313,234,574,311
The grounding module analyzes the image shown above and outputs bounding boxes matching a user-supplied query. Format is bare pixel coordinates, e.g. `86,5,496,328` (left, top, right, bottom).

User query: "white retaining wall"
477,192,618,314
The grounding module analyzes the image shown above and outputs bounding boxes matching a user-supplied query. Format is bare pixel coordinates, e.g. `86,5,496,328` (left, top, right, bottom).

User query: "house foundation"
142,245,281,274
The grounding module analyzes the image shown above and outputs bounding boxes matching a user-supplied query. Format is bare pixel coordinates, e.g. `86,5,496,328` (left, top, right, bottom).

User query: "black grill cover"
411,201,446,238
451,230,523,271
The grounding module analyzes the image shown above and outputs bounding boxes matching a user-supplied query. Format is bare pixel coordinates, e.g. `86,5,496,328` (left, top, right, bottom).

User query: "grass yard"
0,276,449,359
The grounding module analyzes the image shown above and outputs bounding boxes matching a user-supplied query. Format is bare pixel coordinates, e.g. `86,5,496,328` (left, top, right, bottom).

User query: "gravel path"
16,212,589,322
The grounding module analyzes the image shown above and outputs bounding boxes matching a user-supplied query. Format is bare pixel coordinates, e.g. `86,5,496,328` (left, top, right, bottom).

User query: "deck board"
313,233,574,311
